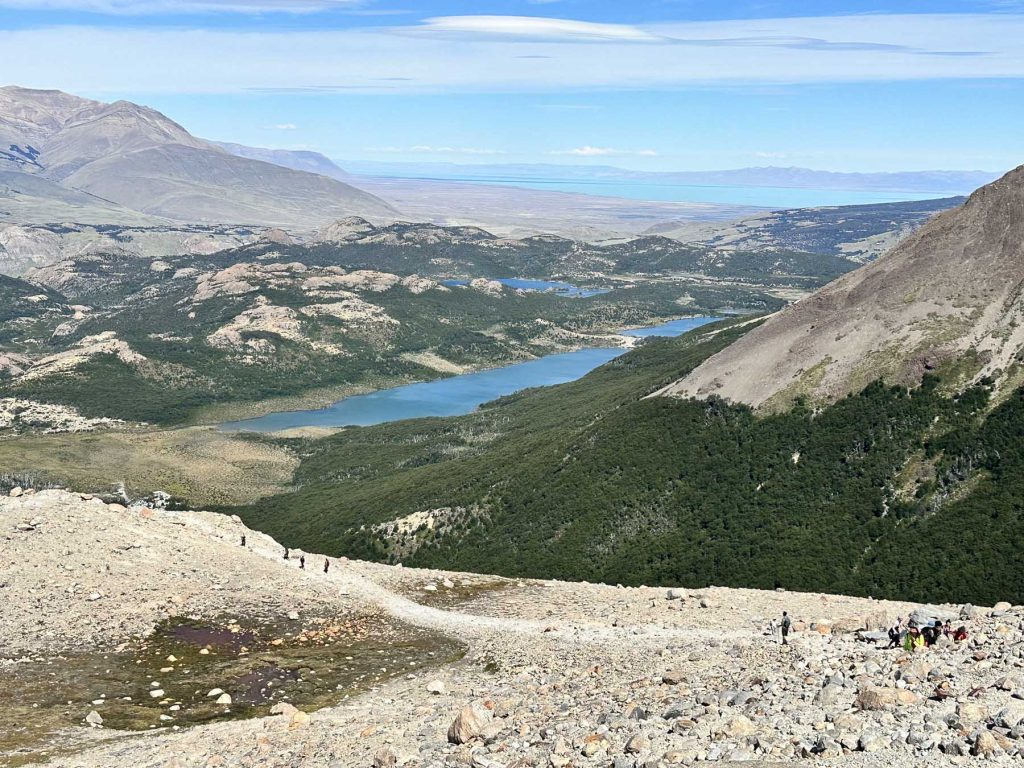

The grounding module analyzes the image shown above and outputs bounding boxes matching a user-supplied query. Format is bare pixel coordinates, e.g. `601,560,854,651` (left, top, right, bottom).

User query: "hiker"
943,619,953,638
299,555,305,570
323,558,330,574
240,534,246,547
887,622,902,649
283,547,289,560
781,611,792,645
922,622,938,646
904,626,925,652
954,625,969,643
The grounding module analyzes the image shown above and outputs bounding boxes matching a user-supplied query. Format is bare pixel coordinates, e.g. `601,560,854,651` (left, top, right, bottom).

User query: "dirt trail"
7,490,1008,768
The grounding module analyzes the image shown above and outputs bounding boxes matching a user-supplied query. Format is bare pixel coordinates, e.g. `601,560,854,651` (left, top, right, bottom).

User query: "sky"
1,1,1023,172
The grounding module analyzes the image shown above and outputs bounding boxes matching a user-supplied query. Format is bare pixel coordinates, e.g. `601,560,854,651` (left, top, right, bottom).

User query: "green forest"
238,319,1024,606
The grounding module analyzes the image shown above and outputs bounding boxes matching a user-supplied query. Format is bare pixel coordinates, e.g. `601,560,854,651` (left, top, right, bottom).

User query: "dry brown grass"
0,426,298,505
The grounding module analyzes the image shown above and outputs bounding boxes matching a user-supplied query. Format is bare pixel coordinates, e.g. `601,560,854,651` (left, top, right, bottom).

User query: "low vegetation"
237,319,1024,606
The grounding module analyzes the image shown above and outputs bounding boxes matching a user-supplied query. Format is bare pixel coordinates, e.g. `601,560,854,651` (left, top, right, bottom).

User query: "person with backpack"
781,611,792,645
904,626,925,652
887,622,902,649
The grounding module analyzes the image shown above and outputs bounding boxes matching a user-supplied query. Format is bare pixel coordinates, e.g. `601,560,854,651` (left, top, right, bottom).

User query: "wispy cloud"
416,15,662,42
0,0,362,12
552,146,657,157
266,122,297,130
2,14,1022,94
369,145,506,155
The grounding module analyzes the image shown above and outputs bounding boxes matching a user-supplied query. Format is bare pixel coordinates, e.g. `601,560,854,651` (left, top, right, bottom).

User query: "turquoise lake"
441,277,611,298
221,316,717,433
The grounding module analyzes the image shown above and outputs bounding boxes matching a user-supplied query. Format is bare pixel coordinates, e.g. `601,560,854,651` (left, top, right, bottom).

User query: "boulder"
957,701,987,724
624,734,648,754
662,671,686,685
447,701,493,744
991,701,1024,729
858,731,888,752
725,715,756,738
426,680,446,695
666,588,686,600
216,693,232,705
373,749,397,768
993,601,1013,613
85,710,103,727
581,733,610,757
855,686,919,711
909,608,953,627
9,486,23,497
270,702,298,717
972,730,1002,757
814,684,843,707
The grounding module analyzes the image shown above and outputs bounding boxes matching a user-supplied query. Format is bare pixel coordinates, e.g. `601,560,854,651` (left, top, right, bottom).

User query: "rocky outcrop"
0,396,126,433
18,331,146,382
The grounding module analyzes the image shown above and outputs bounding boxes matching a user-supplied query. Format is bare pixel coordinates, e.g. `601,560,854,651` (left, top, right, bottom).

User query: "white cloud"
553,146,658,157
369,145,506,155
0,0,361,12
415,15,661,43
2,14,1023,94
268,123,297,130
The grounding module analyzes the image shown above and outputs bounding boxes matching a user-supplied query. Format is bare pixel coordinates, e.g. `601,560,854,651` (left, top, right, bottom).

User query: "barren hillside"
3,489,1023,766
663,164,1024,409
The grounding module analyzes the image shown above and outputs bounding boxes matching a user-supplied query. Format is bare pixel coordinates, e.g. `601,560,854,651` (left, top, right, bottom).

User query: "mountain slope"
236,316,1024,605
649,196,964,262
0,86,397,227
233,165,1024,604
0,169,161,225
214,141,352,181
663,164,1024,410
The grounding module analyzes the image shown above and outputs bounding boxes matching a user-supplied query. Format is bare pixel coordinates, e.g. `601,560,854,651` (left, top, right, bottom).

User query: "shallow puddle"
0,612,465,766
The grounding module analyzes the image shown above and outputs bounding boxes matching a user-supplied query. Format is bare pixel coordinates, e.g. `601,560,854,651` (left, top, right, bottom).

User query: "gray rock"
448,701,494,744
859,731,888,752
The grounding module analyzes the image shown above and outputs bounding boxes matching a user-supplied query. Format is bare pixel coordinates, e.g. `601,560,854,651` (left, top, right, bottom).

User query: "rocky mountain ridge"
664,164,1024,409
0,86,397,228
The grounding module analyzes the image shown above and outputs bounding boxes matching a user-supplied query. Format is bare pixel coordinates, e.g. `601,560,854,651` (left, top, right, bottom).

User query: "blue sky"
1,1,1023,172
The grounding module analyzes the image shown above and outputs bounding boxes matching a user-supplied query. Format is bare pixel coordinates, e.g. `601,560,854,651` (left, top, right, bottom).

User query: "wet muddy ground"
0,612,465,766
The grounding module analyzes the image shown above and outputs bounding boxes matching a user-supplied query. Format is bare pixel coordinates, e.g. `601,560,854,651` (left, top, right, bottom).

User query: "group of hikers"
770,610,970,650
887,615,969,651
283,545,330,573
239,535,331,574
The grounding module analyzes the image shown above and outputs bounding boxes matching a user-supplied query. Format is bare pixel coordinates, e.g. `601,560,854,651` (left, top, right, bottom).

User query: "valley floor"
4,491,1023,767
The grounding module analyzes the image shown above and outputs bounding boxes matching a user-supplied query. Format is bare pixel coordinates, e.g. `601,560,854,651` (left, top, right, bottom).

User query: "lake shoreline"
221,315,717,434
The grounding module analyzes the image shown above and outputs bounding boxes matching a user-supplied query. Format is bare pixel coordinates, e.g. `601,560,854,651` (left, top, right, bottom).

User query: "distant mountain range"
213,141,353,182
0,86,397,228
345,161,998,195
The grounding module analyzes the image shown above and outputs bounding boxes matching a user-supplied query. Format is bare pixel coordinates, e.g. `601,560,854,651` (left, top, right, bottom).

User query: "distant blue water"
442,277,611,298
622,317,723,338
372,174,960,208
222,315,717,432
